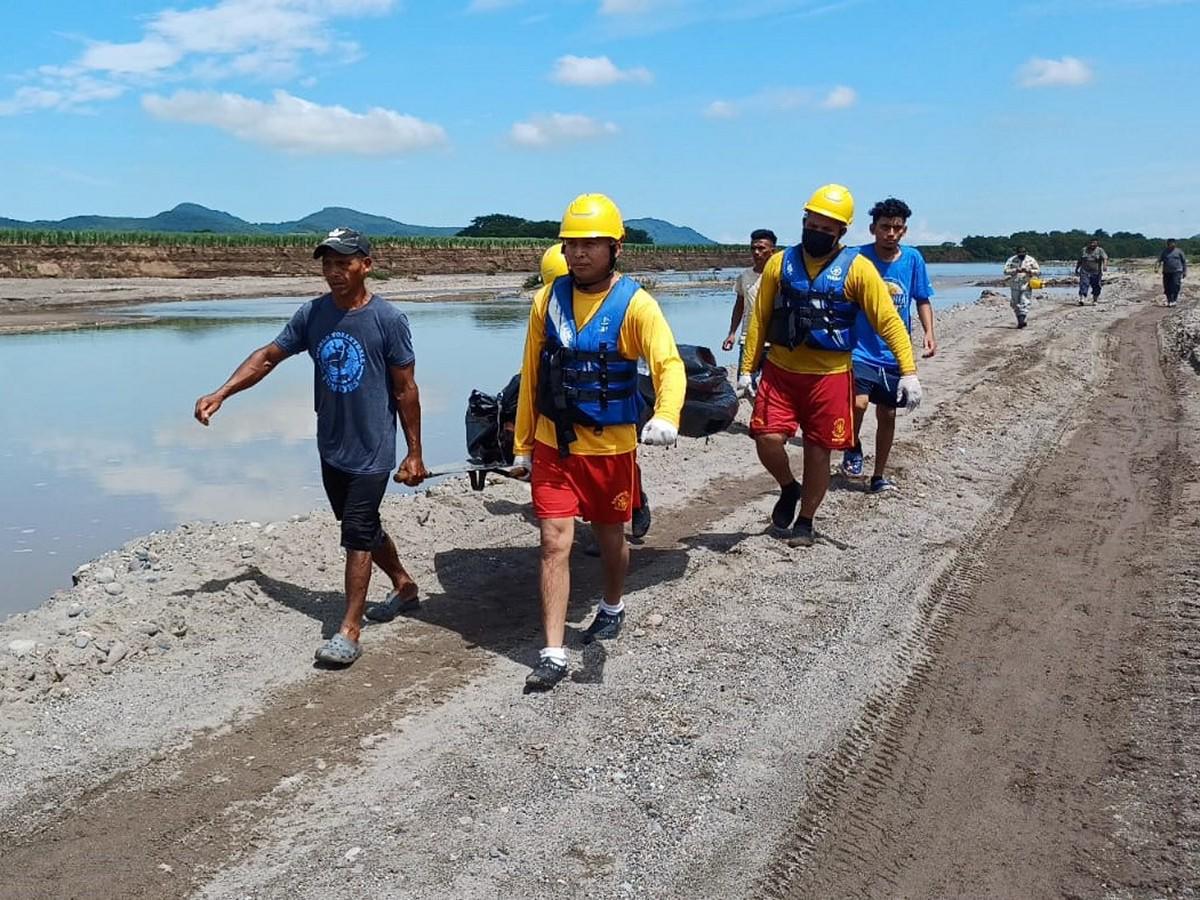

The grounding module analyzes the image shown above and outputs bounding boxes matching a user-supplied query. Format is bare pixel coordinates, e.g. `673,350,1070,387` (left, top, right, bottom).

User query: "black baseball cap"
314,228,371,258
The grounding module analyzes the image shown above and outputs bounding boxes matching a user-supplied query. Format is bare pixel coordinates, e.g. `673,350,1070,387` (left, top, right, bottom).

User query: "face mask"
801,228,838,258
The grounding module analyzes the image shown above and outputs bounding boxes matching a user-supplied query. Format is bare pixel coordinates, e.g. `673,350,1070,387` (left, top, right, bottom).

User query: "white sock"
599,600,625,616
540,646,567,667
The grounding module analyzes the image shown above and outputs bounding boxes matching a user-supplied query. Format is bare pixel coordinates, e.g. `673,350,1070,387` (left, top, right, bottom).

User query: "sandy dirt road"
0,276,1196,899
767,299,1199,898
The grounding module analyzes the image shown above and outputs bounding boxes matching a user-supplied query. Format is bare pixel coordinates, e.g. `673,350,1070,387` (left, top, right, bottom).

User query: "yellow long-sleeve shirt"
741,248,917,376
514,279,686,457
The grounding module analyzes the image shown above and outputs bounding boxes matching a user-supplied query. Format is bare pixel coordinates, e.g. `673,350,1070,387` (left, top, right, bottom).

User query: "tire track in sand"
761,295,1197,898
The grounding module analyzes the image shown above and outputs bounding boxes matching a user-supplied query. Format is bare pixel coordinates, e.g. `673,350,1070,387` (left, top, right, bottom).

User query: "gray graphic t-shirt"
274,294,415,474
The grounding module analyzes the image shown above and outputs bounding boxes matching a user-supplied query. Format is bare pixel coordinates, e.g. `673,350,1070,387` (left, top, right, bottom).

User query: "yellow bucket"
1029,277,1044,289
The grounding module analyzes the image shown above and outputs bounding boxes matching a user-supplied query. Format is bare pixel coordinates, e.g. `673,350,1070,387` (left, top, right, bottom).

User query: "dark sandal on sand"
314,633,362,666
364,586,420,622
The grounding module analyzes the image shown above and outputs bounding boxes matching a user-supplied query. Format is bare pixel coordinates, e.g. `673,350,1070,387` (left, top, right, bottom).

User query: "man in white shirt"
723,229,777,396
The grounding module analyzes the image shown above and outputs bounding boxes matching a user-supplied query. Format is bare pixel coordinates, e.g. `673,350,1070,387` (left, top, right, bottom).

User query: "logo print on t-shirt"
317,331,366,393
885,278,906,311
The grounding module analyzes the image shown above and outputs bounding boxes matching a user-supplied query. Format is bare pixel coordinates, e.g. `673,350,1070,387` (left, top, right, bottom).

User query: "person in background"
840,197,936,493
723,229,778,397
513,194,685,692
194,228,428,667
1075,238,1108,305
1003,245,1040,328
740,183,921,548
1154,238,1187,307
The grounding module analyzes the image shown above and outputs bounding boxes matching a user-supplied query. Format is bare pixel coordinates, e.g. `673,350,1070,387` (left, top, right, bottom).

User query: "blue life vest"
769,244,861,352
537,275,644,454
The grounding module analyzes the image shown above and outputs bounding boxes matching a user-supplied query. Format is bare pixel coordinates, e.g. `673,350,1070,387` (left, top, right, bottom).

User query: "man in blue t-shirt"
840,198,936,493
194,228,429,667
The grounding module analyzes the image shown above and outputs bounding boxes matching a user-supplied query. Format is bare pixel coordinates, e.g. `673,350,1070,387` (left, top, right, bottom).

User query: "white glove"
510,454,532,480
640,417,678,446
897,374,923,412
736,374,753,399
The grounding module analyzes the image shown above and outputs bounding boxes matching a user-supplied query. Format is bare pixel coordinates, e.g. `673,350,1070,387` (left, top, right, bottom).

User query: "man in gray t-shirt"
1075,238,1108,305
1155,238,1188,306
194,228,429,667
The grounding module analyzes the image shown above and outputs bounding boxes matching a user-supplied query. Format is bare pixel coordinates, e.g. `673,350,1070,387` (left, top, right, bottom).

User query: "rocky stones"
103,582,124,596
73,633,92,650
106,642,128,666
93,567,116,585
134,622,160,637
66,603,84,618
8,639,37,658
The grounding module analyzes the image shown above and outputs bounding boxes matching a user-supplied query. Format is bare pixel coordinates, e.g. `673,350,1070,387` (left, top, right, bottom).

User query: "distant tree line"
917,229,1197,263
459,214,654,245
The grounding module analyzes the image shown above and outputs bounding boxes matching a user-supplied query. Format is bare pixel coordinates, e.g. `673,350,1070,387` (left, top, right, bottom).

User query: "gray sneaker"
787,519,815,548
581,608,625,644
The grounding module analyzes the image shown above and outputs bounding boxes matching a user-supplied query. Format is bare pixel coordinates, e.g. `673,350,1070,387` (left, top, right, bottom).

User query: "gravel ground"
0,273,1184,899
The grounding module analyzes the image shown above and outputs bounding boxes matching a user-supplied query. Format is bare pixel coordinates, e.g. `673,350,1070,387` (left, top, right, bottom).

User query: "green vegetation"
918,230,1198,263
0,228,745,255
460,214,654,245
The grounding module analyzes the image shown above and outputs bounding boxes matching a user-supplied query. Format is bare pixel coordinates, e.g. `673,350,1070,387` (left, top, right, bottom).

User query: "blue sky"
0,0,1196,244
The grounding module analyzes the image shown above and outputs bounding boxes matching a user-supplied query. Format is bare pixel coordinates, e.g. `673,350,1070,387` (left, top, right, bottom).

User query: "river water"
1,263,1073,616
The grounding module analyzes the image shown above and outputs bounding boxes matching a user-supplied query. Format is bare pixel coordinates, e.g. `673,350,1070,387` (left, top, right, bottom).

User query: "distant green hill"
625,217,715,246
0,203,718,244
1,203,463,237
266,206,461,237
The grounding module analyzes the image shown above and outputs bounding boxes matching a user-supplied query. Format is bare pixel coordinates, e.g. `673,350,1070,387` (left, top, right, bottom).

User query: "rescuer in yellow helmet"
512,193,685,691
740,183,923,547
540,242,569,286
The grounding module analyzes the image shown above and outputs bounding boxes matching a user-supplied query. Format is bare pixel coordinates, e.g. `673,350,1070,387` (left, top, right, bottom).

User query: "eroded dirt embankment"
0,244,745,279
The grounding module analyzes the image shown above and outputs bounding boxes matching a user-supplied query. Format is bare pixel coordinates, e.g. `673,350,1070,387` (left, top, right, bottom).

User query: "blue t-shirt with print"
273,294,415,474
851,245,934,372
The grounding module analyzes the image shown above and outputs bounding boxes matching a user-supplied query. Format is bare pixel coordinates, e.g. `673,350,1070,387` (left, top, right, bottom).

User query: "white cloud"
1017,56,1094,88
142,89,448,155
704,84,855,119
509,113,619,147
0,0,397,116
467,0,523,9
600,0,660,11
821,85,857,109
703,100,737,119
551,55,653,87
79,39,183,74
0,79,125,116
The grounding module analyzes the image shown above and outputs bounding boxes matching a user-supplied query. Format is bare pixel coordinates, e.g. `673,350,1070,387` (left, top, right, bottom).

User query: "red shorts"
749,361,855,449
531,441,637,524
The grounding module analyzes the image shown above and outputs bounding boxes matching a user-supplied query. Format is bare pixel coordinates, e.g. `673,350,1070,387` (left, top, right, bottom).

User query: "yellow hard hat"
559,193,625,240
540,242,569,284
803,183,855,226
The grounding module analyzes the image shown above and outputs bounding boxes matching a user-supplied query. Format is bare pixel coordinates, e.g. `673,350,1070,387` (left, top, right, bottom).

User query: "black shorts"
320,460,389,551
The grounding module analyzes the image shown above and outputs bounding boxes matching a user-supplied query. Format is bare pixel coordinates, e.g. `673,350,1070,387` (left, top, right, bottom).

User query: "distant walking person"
741,183,921,547
840,198,936,493
1075,238,1108,305
723,229,777,397
194,228,429,667
513,193,684,692
1003,245,1040,328
1155,238,1187,307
